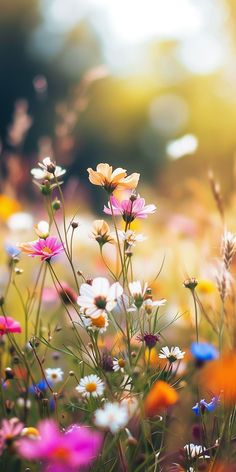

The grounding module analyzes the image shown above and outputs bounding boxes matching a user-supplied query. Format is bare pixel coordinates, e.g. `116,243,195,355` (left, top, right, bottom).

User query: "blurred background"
1,0,236,360
1,0,236,205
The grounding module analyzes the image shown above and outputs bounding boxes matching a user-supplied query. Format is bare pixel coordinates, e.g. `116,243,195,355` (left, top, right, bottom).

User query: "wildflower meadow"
0,155,236,472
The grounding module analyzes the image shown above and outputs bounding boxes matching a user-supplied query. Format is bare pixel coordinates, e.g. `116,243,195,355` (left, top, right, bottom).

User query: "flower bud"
52,198,61,210
5,367,14,380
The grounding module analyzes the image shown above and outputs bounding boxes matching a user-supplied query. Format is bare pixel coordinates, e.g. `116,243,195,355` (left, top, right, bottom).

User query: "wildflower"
144,380,179,416
192,396,219,416
17,419,102,471
81,313,109,333
113,357,126,373
118,230,147,247
0,316,21,336
104,195,156,223
200,352,236,405
0,194,21,220
137,333,160,349
45,368,64,385
129,281,148,308
29,379,49,394
183,278,198,290
0,417,24,453
159,346,185,363
184,443,210,459
191,342,219,362
94,402,129,434
78,277,123,319
5,243,21,258
87,163,139,194
34,220,50,239
76,374,105,398
21,427,40,439
7,212,33,232
20,236,64,262
90,220,116,246
31,157,66,180
59,283,77,305
101,352,114,372
197,279,215,295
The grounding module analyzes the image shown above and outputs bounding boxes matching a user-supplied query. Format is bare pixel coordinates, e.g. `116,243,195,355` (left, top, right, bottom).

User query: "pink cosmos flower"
0,316,21,336
18,420,102,472
0,417,24,453
104,195,156,223
20,237,64,262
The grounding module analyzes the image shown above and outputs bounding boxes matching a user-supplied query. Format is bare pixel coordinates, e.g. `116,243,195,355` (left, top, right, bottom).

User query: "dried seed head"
222,231,236,270
183,277,198,290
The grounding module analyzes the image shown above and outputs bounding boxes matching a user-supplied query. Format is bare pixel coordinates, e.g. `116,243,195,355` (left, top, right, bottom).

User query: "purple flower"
104,195,156,223
18,419,102,472
137,332,160,349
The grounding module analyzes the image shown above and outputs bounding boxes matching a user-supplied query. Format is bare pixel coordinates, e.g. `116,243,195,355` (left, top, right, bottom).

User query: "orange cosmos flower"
200,352,236,405
90,220,116,246
144,380,179,416
87,163,140,194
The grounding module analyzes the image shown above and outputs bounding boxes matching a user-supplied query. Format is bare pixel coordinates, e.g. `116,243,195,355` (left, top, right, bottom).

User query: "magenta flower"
0,316,21,336
20,237,64,262
0,417,24,453
104,195,156,223
18,420,102,472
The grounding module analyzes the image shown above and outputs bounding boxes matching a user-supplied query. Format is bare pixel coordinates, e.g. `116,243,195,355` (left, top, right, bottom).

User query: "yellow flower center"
22,427,40,438
118,358,125,368
92,315,106,328
85,382,97,393
42,246,52,254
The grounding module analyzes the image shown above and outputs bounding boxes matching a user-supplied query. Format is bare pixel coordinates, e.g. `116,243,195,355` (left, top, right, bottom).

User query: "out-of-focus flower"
184,443,210,459
197,279,215,295
191,342,219,362
137,333,160,349
129,281,148,308
192,396,219,416
90,220,116,246
29,379,49,394
17,398,32,410
31,157,66,180
113,357,126,373
144,380,178,416
0,316,21,336
159,346,185,363
118,230,147,247
34,220,50,239
21,427,40,439
5,243,21,258
183,278,198,290
200,353,236,405
0,417,24,452
81,313,109,333
17,419,102,471
78,277,123,319
104,195,156,223
166,134,198,160
94,402,129,433
7,212,33,232
76,375,105,398
142,297,166,314
45,368,64,385
0,195,21,221
20,237,64,262
87,163,139,194
59,283,77,305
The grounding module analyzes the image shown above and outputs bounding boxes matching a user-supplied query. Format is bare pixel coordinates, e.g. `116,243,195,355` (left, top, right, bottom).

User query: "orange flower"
87,163,140,194
91,220,116,245
200,352,236,405
144,380,179,416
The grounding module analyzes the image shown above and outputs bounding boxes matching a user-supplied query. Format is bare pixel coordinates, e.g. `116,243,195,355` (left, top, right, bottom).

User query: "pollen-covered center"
118,358,125,368
52,446,70,460
94,296,107,309
42,246,53,254
92,315,106,328
85,382,97,393
51,373,58,379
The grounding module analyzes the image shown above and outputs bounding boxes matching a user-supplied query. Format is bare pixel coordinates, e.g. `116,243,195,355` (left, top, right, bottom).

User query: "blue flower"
29,379,50,394
5,243,21,258
191,342,219,362
192,396,219,416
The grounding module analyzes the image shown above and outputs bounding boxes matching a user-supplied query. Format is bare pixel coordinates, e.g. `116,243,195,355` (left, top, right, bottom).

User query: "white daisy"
94,402,129,434
159,346,185,362
184,443,210,459
81,312,109,333
76,374,105,398
31,157,66,180
77,277,123,319
113,357,126,373
142,297,167,314
45,368,64,384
